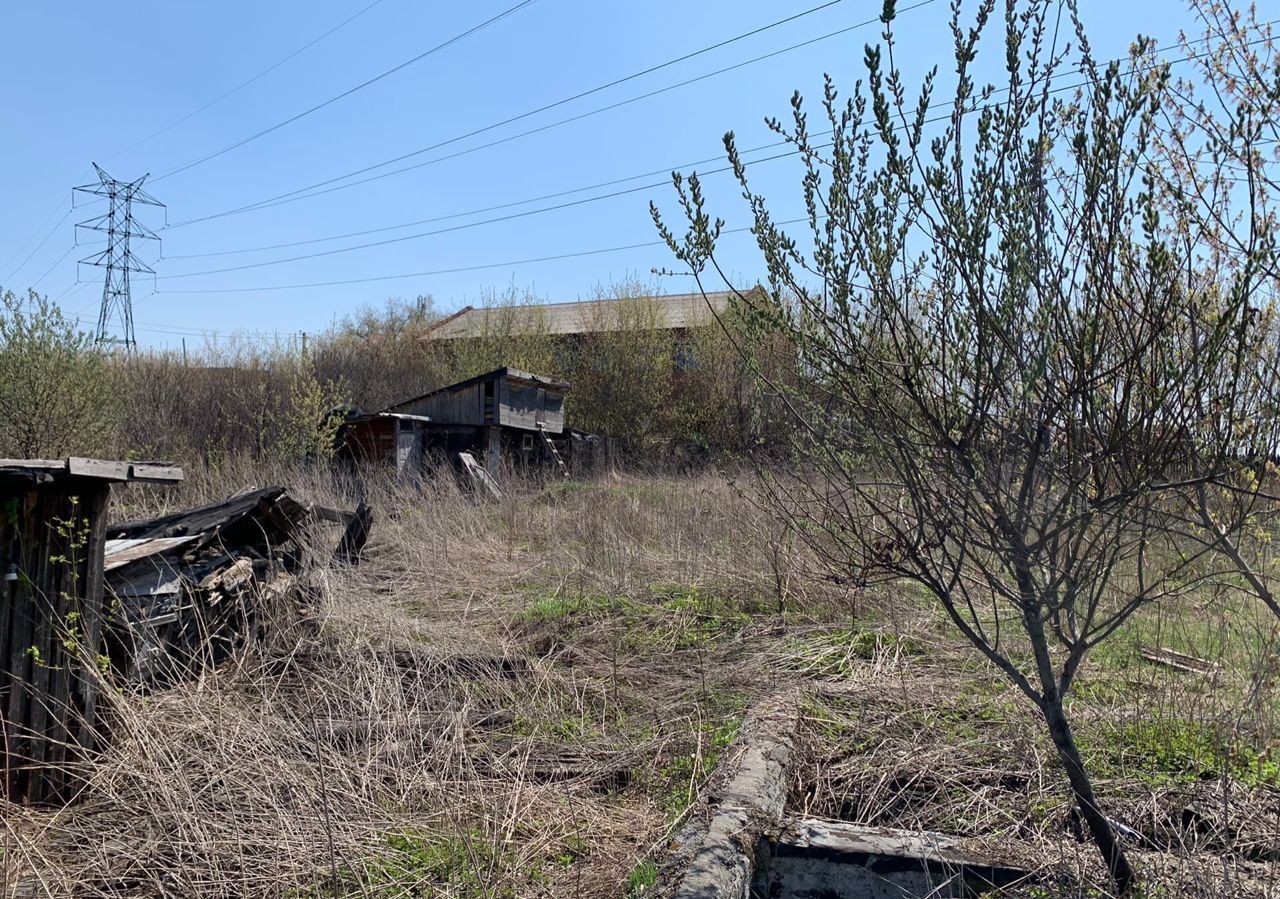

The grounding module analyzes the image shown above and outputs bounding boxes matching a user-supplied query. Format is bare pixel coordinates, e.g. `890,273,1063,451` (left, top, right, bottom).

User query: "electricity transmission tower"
73,164,164,350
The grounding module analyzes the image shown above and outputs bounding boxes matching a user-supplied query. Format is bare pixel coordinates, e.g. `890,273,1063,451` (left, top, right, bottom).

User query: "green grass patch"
520,591,641,626
624,858,658,897
510,712,603,743
318,828,516,898
620,584,753,652
654,716,742,819
1081,717,1280,788
1091,591,1274,680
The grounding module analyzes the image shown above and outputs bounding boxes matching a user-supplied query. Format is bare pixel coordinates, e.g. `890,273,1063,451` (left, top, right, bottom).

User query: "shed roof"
341,411,433,425
425,291,745,339
386,366,570,413
0,458,184,484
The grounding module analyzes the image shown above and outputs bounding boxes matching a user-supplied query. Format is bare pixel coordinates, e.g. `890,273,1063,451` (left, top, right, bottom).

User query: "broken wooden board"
1140,646,1221,677
334,502,373,566
104,536,199,572
459,451,502,499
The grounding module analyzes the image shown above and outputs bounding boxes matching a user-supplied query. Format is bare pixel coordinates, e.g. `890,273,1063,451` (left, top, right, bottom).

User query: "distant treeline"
0,282,785,466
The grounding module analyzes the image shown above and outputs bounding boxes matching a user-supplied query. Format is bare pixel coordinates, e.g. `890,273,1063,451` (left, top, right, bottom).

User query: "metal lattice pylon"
73,164,164,350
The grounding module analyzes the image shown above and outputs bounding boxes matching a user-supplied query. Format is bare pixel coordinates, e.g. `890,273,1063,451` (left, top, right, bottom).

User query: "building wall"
498,379,566,433
394,375,567,434
395,382,488,425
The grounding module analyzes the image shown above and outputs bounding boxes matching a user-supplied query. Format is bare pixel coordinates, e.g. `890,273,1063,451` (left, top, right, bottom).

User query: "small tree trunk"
1041,696,1137,896
1015,562,1137,897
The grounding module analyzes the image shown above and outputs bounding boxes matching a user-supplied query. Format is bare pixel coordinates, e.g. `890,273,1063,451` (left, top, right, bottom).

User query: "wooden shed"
336,369,575,483
334,411,432,481
0,457,182,804
387,367,569,434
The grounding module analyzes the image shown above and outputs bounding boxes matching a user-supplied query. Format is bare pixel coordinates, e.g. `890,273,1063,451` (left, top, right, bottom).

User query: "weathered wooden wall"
339,417,398,466
1,475,110,805
498,379,566,433
397,382,487,425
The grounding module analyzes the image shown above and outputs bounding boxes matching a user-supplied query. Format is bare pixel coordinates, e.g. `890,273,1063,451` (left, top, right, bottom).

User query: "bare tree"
653,0,1277,893
1152,2,1280,637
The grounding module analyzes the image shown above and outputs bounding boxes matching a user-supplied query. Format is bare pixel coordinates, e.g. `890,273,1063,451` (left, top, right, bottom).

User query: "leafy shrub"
0,289,120,457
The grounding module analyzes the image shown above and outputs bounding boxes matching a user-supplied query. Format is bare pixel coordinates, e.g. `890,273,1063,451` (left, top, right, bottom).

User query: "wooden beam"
67,458,131,480
128,463,184,483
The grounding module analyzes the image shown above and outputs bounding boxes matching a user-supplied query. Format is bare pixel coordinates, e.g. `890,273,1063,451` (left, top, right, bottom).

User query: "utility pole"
73,164,164,351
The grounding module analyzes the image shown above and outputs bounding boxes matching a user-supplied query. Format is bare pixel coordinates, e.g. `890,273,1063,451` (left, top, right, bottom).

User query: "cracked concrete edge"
665,686,803,899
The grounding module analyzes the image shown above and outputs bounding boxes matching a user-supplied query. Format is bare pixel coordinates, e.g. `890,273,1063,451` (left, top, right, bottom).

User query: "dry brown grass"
3,461,1279,898
1,464,812,898
792,657,1280,897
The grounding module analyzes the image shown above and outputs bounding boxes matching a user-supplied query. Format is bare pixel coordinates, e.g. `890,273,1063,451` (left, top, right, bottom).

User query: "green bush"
0,289,120,457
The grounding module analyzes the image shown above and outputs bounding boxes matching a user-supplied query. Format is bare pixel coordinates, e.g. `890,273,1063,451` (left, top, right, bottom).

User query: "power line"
168,9,905,227
2,201,70,279
160,0,1230,236
163,139,788,259
153,31,1273,299
102,0,391,165
57,281,92,305
158,146,806,280
154,217,801,295
157,19,1252,281
162,0,899,228
4,206,74,285
5,195,112,286
70,313,299,342
151,0,542,183
31,241,102,290
160,158,1271,298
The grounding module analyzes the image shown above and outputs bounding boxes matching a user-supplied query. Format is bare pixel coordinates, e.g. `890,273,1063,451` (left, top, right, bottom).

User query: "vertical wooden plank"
5,489,39,801
395,422,417,481
0,479,109,804
486,427,502,480
0,491,17,801
496,378,509,428
25,487,61,796
73,484,109,759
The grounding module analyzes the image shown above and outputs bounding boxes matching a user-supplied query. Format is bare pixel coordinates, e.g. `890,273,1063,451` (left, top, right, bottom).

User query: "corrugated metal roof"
425,291,738,339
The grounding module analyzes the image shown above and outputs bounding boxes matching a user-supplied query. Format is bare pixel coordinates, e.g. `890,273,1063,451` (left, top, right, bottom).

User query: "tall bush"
0,289,120,457
566,285,675,445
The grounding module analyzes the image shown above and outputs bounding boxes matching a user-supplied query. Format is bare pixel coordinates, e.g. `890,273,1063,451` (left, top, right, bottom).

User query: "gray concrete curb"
667,687,802,899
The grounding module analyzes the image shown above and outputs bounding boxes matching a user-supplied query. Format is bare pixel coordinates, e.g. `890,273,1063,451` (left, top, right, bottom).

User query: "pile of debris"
103,487,371,686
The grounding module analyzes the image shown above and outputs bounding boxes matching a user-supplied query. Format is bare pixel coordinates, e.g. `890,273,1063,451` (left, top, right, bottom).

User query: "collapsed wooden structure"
0,458,182,804
2,460,370,805
103,488,370,687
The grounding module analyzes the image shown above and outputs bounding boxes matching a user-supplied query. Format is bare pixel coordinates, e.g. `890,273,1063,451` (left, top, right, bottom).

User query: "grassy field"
2,464,1277,897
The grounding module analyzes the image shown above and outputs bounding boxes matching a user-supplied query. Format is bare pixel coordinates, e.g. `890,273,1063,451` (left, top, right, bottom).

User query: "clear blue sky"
1,0,1198,347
